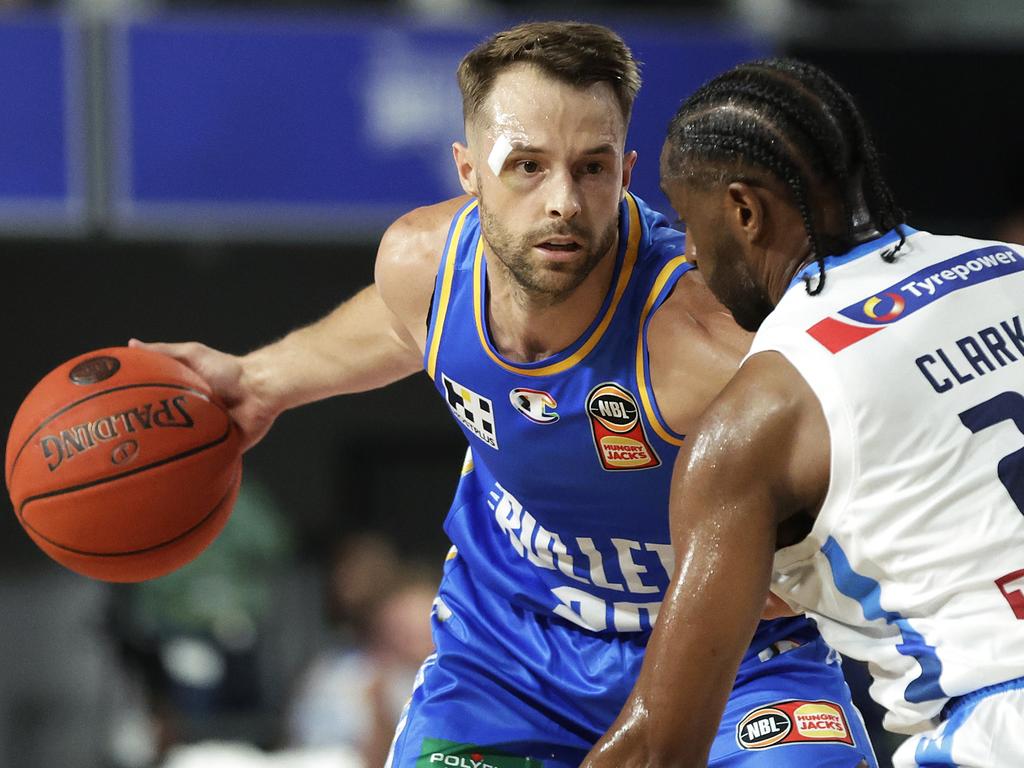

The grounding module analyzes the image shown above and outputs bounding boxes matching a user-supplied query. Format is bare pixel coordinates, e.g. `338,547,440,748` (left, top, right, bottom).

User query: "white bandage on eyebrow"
487,134,515,177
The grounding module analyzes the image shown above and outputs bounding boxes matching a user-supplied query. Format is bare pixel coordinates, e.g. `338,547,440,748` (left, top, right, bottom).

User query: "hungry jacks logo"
736,700,855,750
585,382,660,471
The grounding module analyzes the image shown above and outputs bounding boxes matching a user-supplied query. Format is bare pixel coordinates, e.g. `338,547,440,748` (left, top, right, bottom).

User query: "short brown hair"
457,21,641,125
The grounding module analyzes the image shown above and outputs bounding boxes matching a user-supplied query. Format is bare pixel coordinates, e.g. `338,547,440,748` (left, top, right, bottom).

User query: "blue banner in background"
0,14,85,233
0,12,766,239
109,12,768,239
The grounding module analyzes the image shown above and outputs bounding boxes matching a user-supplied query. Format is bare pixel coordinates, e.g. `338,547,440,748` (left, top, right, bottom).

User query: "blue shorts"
387,554,876,767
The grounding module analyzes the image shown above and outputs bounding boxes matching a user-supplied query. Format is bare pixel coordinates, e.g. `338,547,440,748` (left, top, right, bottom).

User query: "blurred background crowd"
2,1,1023,766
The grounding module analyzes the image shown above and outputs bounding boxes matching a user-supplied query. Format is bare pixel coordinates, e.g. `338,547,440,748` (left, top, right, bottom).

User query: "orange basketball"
4,346,242,582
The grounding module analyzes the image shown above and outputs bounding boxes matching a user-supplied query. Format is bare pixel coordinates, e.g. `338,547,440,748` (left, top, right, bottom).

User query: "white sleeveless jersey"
748,227,1024,736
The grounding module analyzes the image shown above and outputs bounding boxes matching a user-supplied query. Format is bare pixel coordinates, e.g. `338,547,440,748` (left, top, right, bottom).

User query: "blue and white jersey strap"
789,225,920,292
821,536,945,703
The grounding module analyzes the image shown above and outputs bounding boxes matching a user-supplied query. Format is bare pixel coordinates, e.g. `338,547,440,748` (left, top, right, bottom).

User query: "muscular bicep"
647,272,754,436
671,352,831,549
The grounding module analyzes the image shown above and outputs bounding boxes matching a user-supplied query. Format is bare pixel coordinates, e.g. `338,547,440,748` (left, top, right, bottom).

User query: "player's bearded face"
702,232,776,332
477,202,618,303
462,66,632,305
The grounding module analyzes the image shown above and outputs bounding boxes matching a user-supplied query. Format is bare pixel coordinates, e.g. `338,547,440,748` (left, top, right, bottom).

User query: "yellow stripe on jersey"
460,448,474,475
472,193,642,377
635,255,689,447
426,199,479,380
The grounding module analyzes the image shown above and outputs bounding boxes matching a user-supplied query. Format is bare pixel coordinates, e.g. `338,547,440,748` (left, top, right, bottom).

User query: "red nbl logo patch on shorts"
737,700,855,750
585,383,660,471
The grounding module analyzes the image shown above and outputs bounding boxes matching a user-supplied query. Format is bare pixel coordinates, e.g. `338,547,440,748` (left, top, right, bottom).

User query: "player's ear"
620,150,638,197
725,181,765,245
452,141,479,197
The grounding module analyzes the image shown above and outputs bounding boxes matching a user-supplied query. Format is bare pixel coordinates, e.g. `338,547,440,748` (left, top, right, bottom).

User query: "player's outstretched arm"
132,198,465,451
582,352,829,767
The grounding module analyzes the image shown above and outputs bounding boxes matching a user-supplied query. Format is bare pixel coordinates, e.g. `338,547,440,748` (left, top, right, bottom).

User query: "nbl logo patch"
585,382,660,471
736,700,855,750
442,373,498,449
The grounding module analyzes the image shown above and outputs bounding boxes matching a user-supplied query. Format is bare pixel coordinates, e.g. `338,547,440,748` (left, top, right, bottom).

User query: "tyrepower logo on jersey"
585,382,660,471
737,700,854,750
417,738,542,767
509,388,558,424
861,291,906,322
442,373,498,449
807,244,1024,354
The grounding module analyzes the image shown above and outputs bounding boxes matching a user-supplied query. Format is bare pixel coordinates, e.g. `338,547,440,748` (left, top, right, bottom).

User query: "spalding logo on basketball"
4,347,242,582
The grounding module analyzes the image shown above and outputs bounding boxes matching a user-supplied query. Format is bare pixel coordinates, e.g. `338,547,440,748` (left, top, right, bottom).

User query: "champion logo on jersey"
808,245,1024,354
585,382,660,471
509,388,558,424
736,700,854,750
442,373,498,449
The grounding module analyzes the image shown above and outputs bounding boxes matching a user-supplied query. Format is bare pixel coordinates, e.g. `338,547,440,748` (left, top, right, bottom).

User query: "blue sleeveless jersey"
423,193,812,648
386,195,874,768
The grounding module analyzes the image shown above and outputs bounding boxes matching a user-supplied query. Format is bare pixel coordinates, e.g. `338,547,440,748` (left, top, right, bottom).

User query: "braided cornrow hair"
663,58,906,295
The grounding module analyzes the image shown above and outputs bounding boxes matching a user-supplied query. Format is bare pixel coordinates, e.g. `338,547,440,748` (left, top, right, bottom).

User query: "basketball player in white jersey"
584,58,1024,768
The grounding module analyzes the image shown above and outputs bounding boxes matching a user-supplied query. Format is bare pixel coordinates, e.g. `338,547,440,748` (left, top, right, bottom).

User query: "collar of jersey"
787,225,919,293
472,193,641,377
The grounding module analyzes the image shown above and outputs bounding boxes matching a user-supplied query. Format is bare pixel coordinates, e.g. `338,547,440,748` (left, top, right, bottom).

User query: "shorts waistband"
941,675,1024,720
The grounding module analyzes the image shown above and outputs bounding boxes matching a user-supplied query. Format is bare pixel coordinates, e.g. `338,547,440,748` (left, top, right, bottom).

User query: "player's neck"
485,238,619,364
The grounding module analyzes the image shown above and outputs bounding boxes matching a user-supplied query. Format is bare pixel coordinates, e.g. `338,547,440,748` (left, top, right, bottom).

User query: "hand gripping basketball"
128,339,278,452
5,346,244,581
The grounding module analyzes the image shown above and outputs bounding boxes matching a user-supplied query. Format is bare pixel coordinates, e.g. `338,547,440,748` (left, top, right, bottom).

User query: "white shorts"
892,679,1024,767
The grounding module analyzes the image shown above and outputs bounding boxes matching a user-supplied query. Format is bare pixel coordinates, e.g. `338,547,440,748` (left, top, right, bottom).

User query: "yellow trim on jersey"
426,200,479,380
635,255,690,447
460,448,474,475
472,194,642,377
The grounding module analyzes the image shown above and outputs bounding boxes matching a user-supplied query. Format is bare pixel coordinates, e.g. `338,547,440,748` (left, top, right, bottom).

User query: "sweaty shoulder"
375,196,473,352
646,269,753,436
688,350,830,528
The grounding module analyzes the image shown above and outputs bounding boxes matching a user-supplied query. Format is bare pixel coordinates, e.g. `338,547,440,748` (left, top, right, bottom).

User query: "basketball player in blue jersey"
584,59,1024,768
133,26,875,767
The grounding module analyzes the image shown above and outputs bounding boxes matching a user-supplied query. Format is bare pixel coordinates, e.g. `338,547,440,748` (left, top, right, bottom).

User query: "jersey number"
959,391,1024,619
959,390,1024,516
